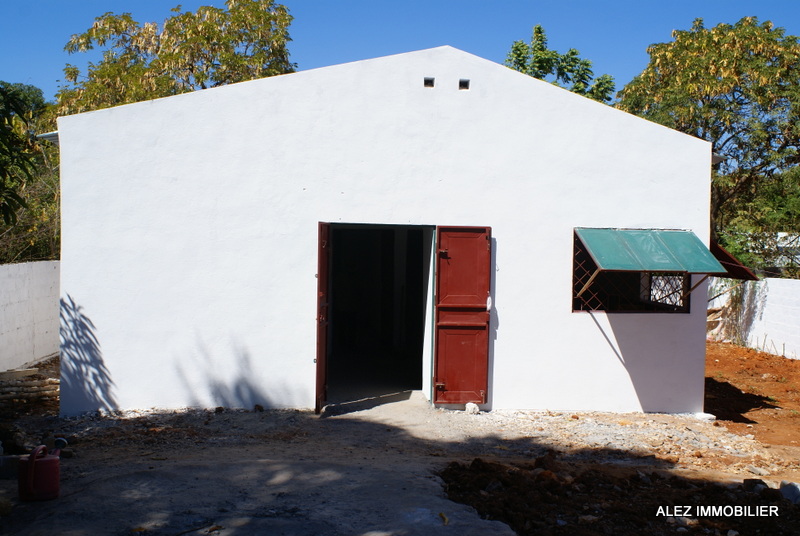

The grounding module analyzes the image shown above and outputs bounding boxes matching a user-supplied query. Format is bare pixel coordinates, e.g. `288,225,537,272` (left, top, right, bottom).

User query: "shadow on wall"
176,339,275,410
718,280,769,346
59,295,117,414
589,312,705,413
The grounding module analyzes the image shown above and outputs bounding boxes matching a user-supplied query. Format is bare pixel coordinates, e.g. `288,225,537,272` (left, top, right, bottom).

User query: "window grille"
572,233,690,313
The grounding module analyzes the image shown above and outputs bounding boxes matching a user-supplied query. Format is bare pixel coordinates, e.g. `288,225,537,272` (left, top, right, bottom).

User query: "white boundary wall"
0,261,60,370
709,277,800,359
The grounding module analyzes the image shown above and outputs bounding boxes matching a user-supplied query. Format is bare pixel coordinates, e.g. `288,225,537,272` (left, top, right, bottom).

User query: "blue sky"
2,0,800,102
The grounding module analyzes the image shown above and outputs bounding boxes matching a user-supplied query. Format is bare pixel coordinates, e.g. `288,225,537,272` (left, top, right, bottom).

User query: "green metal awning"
575,228,725,274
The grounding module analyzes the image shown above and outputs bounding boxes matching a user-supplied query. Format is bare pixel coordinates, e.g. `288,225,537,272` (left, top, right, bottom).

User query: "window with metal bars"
572,233,691,313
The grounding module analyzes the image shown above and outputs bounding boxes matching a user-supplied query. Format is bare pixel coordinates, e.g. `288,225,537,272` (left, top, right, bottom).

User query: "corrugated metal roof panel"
36,131,59,145
575,228,724,274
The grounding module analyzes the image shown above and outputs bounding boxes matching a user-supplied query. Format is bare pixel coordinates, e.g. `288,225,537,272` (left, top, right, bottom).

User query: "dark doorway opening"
326,224,433,403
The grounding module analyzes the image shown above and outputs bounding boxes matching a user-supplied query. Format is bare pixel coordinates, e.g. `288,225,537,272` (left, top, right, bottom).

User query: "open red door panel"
315,222,330,414
434,226,491,404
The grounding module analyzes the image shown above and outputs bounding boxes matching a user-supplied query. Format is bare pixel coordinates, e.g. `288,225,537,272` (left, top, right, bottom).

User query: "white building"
57,47,725,416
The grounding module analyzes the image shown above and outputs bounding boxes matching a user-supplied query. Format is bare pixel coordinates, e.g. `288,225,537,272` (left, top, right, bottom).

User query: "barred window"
573,233,690,313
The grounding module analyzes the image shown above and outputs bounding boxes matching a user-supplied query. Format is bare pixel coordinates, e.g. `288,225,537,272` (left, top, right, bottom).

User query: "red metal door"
434,226,491,404
315,222,331,414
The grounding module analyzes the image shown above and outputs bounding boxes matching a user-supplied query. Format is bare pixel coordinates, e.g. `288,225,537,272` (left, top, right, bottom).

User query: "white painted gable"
58,47,712,415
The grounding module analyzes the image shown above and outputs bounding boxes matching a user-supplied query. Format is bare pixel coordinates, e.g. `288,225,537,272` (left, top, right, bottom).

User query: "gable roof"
56,45,711,170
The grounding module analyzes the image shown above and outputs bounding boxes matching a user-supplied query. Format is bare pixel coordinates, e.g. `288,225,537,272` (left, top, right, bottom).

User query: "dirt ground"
1,343,799,535
438,342,800,536
704,341,800,447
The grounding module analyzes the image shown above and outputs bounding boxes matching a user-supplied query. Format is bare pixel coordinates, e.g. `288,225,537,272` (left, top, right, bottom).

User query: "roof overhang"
36,131,59,146
709,240,759,281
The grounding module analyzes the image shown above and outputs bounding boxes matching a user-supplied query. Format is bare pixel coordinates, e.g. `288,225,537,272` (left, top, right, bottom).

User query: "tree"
1,82,46,117
0,149,60,264
0,82,59,261
717,166,800,275
617,17,800,245
505,25,615,103
57,0,295,115
0,83,36,225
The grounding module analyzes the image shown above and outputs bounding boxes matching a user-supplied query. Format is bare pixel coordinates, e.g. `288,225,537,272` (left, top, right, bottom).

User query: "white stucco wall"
709,277,800,359
58,46,713,415
749,279,800,358
0,261,60,370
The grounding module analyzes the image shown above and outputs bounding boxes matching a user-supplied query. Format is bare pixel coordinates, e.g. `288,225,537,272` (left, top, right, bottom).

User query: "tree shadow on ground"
440,454,800,536
704,377,779,423
2,401,798,535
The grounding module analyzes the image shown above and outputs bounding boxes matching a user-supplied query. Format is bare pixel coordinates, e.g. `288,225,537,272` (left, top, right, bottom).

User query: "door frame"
315,222,331,414
315,222,491,411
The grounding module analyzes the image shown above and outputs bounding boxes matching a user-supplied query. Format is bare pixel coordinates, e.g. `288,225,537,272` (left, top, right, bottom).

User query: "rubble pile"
0,355,59,421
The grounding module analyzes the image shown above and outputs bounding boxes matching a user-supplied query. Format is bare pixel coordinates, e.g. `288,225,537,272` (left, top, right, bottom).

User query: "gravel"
2,391,797,535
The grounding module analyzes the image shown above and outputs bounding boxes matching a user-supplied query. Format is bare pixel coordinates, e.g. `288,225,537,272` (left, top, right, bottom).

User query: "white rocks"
747,465,770,476
438,408,777,474
464,403,480,415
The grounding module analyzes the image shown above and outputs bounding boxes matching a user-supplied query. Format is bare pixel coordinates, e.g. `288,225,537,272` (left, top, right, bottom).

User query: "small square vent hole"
459,79,470,90
424,77,435,88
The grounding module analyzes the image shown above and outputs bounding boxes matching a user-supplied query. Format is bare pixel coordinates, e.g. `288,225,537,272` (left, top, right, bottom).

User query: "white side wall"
709,277,800,359
58,47,712,415
0,261,60,370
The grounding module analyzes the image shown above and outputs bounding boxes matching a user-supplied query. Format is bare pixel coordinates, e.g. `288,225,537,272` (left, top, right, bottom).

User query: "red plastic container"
18,445,60,501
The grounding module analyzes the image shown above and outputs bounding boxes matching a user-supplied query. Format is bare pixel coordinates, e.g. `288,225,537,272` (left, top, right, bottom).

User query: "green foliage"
724,167,800,233
1,82,46,116
0,152,60,264
505,25,615,103
57,0,295,115
0,81,59,261
0,83,36,225
617,17,800,249
717,167,800,275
